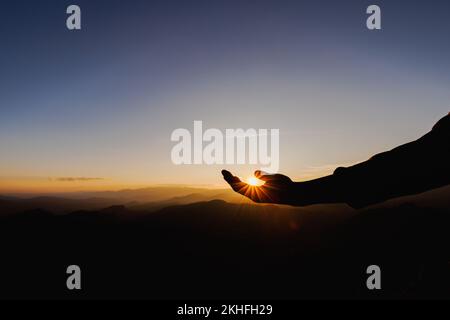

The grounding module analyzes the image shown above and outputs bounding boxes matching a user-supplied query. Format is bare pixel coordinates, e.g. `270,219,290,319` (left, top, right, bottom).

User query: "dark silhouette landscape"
1,114,449,299
1,185,449,299
2,0,450,302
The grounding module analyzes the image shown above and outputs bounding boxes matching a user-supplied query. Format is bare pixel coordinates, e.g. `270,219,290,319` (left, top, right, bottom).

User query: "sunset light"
246,176,264,187
0,0,448,302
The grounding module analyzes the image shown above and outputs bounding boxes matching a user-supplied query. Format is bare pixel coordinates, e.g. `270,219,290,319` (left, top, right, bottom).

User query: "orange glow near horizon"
0,176,229,194
0,177,140,194
0,166,333,195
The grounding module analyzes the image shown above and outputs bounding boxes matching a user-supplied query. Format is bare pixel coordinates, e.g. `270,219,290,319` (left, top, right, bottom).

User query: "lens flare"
246,176,264,187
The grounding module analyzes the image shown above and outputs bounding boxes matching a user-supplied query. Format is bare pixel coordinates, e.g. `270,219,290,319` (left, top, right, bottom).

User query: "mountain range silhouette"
1,114,449,299
0,185,449,299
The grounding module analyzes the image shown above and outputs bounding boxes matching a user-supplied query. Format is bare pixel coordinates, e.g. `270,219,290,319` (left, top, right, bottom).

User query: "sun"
246,176,264,187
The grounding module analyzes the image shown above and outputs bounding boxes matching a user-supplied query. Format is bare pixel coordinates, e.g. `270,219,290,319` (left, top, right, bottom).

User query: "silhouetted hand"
221,170,297,205
222,114,450,208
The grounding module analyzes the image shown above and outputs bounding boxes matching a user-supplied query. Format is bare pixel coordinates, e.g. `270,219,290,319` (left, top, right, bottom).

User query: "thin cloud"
52,177,105,182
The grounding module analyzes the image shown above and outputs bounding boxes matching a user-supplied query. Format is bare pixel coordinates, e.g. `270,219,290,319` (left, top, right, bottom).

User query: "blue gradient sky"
0,0,449,192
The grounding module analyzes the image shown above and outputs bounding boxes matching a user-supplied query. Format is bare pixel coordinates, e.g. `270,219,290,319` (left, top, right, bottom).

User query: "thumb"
254,170,278,182
254,170,291,183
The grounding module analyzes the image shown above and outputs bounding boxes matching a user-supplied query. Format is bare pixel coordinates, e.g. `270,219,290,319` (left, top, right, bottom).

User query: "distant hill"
2,184,449,216
0,186,253,215
43,186,236,203
0,196,124,215
0,190,450,299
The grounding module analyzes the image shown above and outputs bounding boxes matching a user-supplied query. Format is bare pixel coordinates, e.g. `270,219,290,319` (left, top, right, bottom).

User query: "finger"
254,171,282,182
221,170,249,194
254,170,292,183
254,170,268,178
222,170,241,184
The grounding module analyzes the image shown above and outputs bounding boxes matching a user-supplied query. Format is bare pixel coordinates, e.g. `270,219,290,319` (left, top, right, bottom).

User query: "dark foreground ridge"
0,198,449,299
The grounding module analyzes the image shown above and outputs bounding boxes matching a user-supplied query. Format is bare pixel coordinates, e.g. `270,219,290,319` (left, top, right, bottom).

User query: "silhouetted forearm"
289,114,450,208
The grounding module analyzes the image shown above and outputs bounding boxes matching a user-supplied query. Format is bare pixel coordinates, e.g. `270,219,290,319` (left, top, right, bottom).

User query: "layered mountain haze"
0,186,246,215
1,178,449,299
1,184,449,215
0,185,449,299
1,0,450,301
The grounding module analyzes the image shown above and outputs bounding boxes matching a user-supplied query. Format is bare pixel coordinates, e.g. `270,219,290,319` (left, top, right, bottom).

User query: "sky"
0,0,449,193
